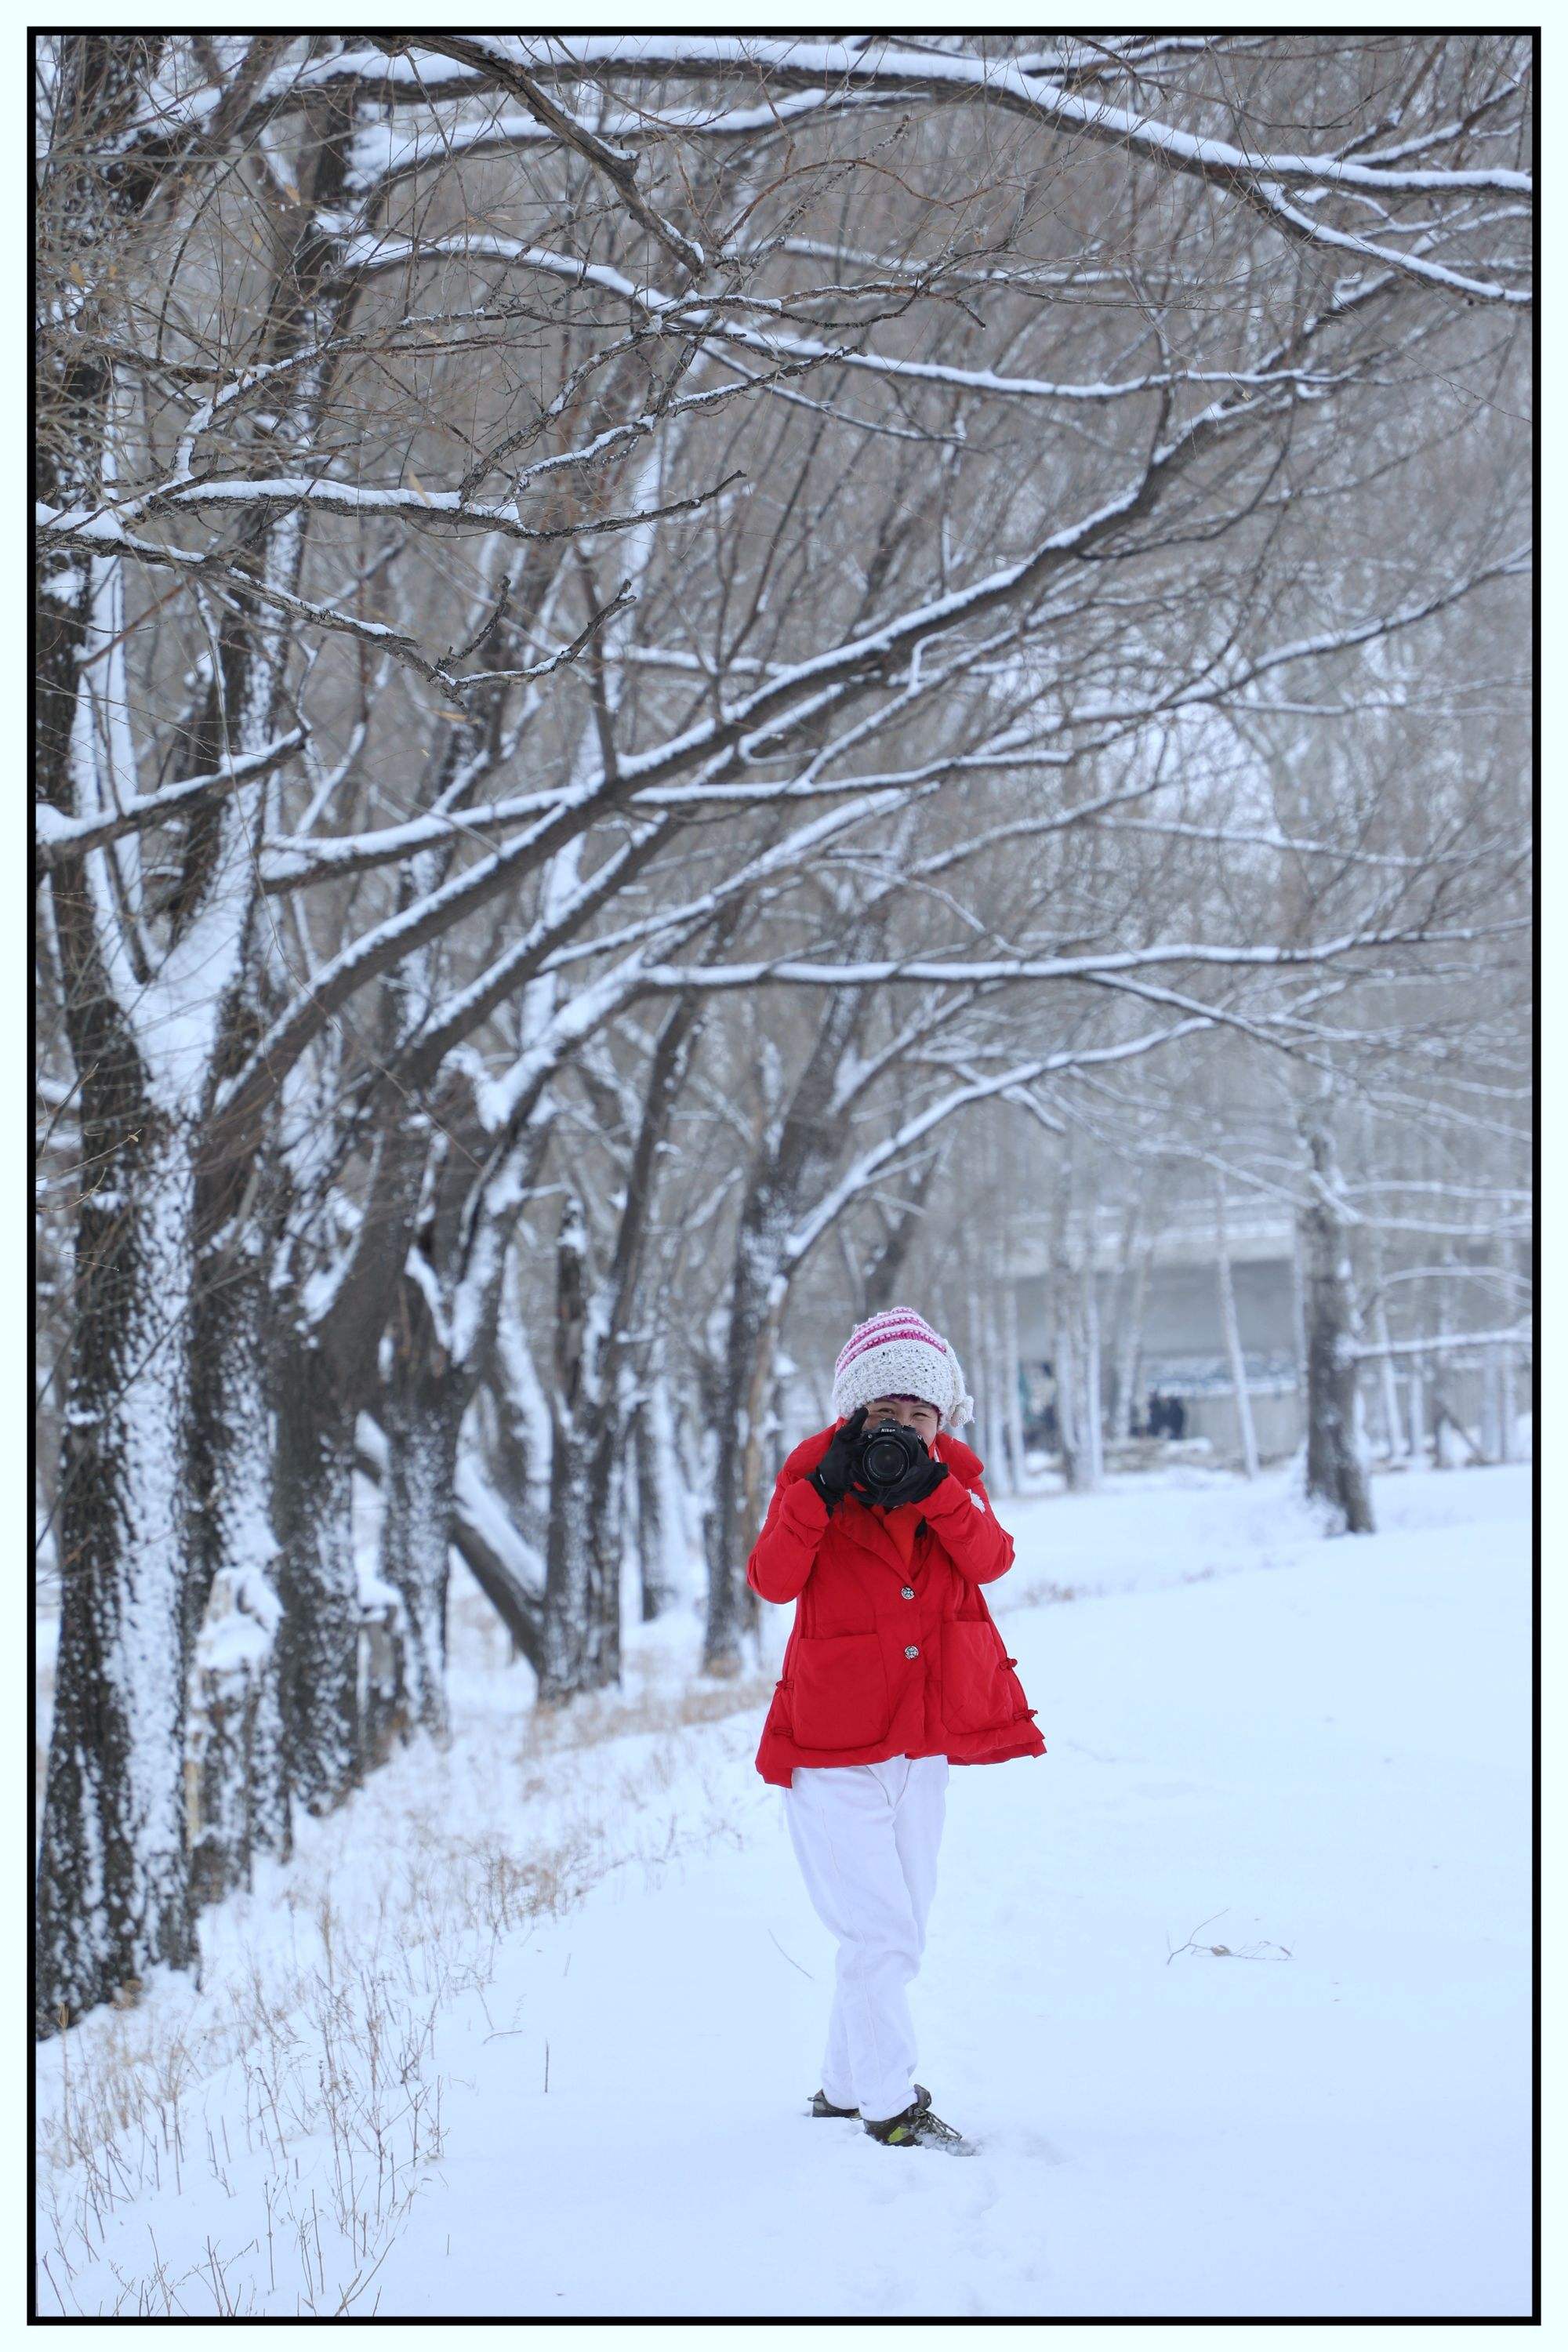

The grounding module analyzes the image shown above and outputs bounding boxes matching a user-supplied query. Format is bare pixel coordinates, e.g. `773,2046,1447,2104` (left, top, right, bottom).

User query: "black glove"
871,1451,950,1511
808,1406,869,1512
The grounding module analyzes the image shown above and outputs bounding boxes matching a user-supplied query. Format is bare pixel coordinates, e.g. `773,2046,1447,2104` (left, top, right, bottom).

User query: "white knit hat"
830,1307,974,1431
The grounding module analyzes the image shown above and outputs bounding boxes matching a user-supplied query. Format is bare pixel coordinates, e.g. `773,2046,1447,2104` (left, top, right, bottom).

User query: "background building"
1011,1200,1304,1462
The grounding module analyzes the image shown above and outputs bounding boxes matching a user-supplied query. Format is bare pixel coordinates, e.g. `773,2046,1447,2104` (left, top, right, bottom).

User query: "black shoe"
863,2089,971,2153
811,2082,929,2121
809,2089,860,2118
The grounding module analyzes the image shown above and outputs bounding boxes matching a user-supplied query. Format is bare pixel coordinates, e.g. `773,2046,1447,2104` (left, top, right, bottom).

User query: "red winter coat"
746,1423,1047,1788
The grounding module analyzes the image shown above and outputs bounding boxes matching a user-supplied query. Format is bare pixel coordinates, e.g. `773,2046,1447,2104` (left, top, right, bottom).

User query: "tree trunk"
989,1291,1013,1491
271,1352,362,1813
1051,1275,1087,1491
1439,1261,1467,1458
583,1420,626,1691
704,988,866,1673
702,1212,794,1675
539,1421,593,1702
1080,1261,1105,1487
358,1418,544,1672
1365,1230,1404,1461
1373,1319,1404,1460
632,1397,677,1621
491,1316,553,1555
978,1290,1007,1490
379,1325,463,1739
1002,1281,1026,1490
1215,1183,1260,1479
185,1231,289,1900
35,1116,200,2033
1406,1359,1428,1465
34,58,205,2022
1111,1240,1152,1441
702,1283,772,1676
1299,1120,1374,1533
187,1566,284,1908
537,1196,615,1701
652,1368,695,1610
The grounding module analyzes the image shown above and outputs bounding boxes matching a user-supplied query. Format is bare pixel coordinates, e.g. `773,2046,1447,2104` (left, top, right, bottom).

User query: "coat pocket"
791,1632,891,1749
941,1618,1014,1734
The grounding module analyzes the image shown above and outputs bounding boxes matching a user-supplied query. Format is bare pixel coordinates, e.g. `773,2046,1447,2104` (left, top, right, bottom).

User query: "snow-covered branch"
34,728,306,870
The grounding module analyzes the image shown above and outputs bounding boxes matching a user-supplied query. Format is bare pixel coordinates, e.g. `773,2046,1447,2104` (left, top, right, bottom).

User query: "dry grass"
521,1668,775,1755
1008,1578,1097,1609
35,1651,768,2318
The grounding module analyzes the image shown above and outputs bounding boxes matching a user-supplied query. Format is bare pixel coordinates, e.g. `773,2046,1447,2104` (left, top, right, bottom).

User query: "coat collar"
835,1494,911,1578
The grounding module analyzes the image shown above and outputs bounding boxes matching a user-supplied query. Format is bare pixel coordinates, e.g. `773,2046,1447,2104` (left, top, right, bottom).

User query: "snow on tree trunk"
703,1192,803,1676
704,988,866,1672
34,183,209,2020
1214,1183,1260,1479
652,1370,697,1604
271,1356,361,1814
35,1116,199,2032
186,1232,288,1899
538,1196,619,1702
632,1398,677,1621
702,1282,773,1676
359,1416,544,1672
539,1421,596,1704
710,1275,786,1675
1289,1220,1311,1425
489,1294,554,1560
379,1334,462,1740
38,70,371,2020
583,1420,626,1692
452,1457,544,1669
1300,1120,1375,1534
187,1565,284,1907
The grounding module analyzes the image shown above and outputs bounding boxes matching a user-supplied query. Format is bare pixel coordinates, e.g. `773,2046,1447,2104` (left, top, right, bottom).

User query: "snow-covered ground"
35,1461,1533,2319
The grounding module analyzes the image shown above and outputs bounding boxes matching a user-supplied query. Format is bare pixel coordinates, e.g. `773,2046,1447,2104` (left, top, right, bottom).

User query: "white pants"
783,1754,949,2125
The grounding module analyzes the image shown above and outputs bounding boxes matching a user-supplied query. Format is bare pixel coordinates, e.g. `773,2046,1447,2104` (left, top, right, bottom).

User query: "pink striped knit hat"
830,1307,974,1432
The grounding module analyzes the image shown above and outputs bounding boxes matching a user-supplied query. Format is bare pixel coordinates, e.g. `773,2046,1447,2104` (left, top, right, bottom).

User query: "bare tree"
34,33,1530,2028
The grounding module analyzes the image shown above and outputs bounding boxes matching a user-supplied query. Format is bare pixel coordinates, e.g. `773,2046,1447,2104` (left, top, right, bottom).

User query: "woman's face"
862,1394,940,1446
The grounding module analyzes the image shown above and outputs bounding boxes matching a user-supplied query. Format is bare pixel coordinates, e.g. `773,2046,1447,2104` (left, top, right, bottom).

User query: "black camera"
855,1418,927,1494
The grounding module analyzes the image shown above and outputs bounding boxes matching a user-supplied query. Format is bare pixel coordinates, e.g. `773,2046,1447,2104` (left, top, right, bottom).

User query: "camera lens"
860,1421,920,1488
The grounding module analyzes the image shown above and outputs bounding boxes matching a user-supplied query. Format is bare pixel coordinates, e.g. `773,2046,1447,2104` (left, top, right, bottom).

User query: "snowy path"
38,1466,1532,2318
379,1467,1534,2319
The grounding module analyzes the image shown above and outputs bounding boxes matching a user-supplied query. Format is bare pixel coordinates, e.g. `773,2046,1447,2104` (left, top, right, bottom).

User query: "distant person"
746,1307,1045,2154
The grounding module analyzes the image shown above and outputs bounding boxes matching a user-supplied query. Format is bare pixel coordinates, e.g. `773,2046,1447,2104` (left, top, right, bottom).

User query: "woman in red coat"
746,1307,1044,2151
